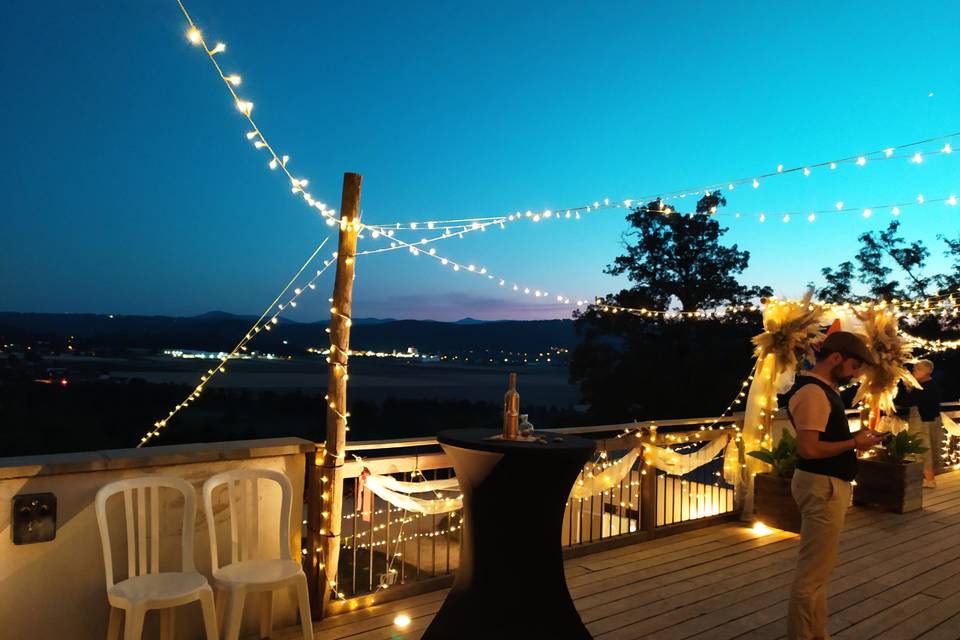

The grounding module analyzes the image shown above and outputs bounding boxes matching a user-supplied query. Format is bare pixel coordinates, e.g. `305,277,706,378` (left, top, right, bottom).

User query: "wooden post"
316,172,362,617
639,425,658,538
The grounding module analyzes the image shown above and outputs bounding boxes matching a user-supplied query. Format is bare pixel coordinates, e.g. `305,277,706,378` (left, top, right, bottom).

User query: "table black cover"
421,428,595,639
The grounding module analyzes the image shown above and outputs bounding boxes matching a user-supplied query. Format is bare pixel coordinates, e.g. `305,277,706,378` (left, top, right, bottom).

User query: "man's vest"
785,375,858,482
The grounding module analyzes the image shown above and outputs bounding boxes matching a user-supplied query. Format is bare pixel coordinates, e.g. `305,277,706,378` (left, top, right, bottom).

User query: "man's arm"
796,428,883,459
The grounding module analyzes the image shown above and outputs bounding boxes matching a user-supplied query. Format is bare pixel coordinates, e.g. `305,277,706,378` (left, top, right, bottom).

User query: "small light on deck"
752,521,774,536
394,614,411,629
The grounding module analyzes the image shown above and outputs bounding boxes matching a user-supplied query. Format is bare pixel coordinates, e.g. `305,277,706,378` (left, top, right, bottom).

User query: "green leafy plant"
747,429,797,478
876,431,928,464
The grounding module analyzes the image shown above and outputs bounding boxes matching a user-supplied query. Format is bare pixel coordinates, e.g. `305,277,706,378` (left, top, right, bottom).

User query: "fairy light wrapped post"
312,173,363,616
852,307,920,430
727,293,827,515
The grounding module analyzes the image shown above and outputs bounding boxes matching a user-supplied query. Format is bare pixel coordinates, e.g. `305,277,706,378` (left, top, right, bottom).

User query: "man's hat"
820,330,876,366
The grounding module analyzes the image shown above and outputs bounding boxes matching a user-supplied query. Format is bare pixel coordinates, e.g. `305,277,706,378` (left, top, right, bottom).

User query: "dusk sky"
2,1,958,321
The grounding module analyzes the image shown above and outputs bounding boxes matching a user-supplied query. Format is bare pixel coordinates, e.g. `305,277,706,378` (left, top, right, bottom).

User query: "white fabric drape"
569,437,729,499
363,436,730,511
570,448,642,499
372,475,460,494
362,475,462,515
648,436,730,476
942,412,960,437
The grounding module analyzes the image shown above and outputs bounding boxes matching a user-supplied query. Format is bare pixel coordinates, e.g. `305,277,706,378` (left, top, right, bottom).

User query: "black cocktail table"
421,428,595,639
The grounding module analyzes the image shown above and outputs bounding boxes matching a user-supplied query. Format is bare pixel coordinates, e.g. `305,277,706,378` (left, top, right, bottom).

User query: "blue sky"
1,1,958,321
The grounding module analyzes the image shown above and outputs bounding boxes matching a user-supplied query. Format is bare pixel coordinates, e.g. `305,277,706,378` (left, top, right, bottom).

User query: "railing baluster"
368,491,374,593
578,495,583,545
385,494,392,588
401,471,408,586
351,477,358,597
667,475,673,526
659,472,665,527
416,473,422,582
431,469,437,578
589,491,594,543
445,469,452,575
617,475,624,537
635,464,641,532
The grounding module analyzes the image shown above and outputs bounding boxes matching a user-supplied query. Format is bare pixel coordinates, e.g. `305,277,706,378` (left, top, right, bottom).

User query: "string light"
695,190,959,225
137,238,334,446
368,132,960,231
365,183,960,259
902,330,960,354
616,371,754,445
594,290,960,324
357,224,495,257
592,301,761,320
175,0,336,223
176,7,956,243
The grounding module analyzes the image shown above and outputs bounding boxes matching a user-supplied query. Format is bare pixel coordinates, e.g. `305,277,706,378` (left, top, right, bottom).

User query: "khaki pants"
787,469,851,640
907,408,943,473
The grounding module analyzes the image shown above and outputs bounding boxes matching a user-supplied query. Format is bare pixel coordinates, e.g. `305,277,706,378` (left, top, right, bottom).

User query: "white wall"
0,439,312,640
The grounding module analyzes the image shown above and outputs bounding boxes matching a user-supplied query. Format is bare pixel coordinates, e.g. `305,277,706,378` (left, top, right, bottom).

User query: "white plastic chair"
95,476,219,640
202,469,313,640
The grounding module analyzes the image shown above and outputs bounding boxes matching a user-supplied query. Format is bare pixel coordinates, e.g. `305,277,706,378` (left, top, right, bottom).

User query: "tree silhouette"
818,261,858,304
936,232,960,293
571,193,770,422
605,193,770,311
819,221,931,302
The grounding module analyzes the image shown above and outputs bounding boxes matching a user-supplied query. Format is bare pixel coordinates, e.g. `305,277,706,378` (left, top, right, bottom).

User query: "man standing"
899,359,943,487
786,331,884,640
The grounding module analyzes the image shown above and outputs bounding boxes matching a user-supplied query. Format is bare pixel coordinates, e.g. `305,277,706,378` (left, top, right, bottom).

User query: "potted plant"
853,431,927,513
748,429,801,532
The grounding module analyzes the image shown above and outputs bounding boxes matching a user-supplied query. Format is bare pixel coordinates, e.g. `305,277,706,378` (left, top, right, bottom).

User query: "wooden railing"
304,416,745,612
304,403,960,614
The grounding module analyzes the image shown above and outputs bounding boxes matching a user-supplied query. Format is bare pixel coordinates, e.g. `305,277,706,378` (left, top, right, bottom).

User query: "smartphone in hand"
875,430,893,444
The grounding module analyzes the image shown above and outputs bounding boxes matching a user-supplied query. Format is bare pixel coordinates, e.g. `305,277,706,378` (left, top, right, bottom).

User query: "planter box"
753,473,801,533
853,458,923,514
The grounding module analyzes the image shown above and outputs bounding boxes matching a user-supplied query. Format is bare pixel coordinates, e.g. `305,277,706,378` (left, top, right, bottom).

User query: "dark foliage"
572,194,771,422
605,194,771,311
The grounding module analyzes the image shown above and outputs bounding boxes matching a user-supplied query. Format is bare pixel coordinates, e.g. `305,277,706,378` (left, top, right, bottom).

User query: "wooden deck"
281,470,960,640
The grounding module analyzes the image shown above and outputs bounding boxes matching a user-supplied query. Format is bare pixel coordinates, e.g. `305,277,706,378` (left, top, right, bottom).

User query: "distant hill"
0,312,578,353
352,317,399,325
